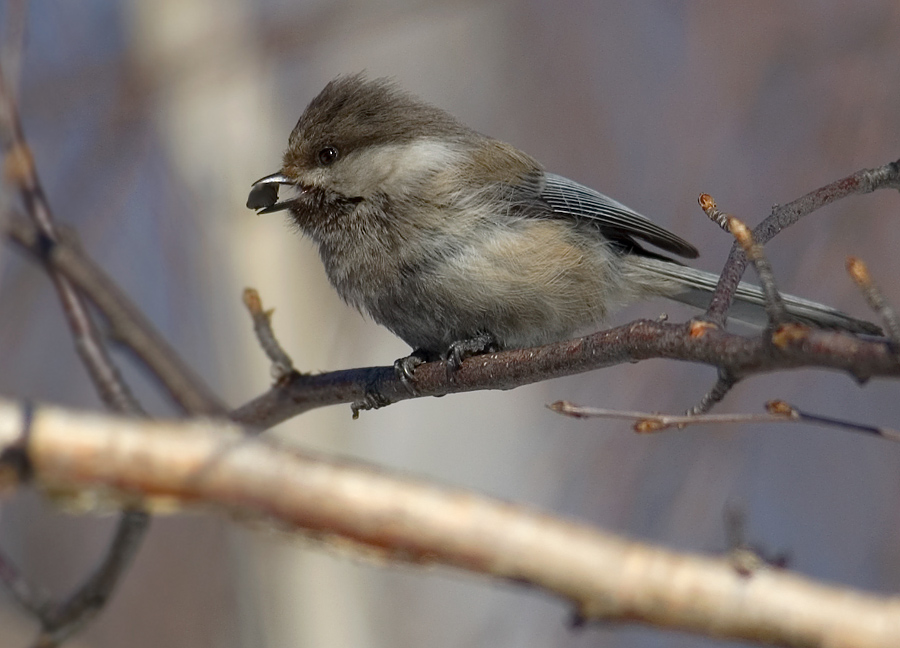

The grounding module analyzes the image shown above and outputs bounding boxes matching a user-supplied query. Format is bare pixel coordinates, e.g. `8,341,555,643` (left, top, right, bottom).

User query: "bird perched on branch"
248,74,878,373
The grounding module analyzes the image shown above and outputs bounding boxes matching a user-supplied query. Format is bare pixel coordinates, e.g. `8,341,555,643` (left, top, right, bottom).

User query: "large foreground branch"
1,399,898,648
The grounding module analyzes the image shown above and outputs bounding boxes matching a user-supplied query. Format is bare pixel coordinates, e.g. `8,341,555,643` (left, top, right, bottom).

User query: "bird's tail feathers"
636,258,881,335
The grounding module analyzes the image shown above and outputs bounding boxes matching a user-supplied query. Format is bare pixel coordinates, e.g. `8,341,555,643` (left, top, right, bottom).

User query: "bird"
247,74,878,373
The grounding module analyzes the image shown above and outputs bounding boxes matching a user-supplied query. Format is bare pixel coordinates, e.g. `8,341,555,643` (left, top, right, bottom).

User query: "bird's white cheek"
332,140,462,197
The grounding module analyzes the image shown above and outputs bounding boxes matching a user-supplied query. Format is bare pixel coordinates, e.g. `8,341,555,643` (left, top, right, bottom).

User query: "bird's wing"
540,173,699,259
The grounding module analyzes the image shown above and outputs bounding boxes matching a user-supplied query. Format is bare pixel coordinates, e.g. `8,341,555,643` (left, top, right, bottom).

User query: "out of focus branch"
0,55,155,646
0,40,222,643
1,398,899,648
4,213,227,416
2,20,899,642
0,69,141,415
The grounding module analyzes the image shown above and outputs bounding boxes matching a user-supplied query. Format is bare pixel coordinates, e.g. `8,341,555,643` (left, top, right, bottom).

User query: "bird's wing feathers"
540,173,699,259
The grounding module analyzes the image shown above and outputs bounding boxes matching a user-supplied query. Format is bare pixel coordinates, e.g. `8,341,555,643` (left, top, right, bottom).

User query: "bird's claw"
446,333,498,371
394,349,431,392
392,335,497,393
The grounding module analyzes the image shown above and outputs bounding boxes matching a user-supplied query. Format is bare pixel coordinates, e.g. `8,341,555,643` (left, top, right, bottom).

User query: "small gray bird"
248,74,877,371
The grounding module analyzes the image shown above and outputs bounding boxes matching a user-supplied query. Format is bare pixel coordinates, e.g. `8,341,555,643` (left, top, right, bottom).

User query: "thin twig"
0,544,44,617
846,256,900,348
723,506,789,577
547,399,900,442
242,288,296,382
548,400,790,431
698,193,730,232
705,159,900,326
766,400,900,442
728,215,788,325
36,510,150,647
688,371,738,415
700,194,788,326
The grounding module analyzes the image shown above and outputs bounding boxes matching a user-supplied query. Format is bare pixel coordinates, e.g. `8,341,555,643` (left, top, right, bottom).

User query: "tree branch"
2,23,899,642
704,159,900,325
231,318,900,428
4,213,227,417
231,162,900,428
549,399,900,441
0,57,156,645
846,256,900,348
241,288,296,382
1,398,898,648
0,71,141,416
1,45,220,643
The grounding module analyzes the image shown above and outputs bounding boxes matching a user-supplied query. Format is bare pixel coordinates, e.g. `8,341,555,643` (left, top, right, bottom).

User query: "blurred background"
0,1,899,647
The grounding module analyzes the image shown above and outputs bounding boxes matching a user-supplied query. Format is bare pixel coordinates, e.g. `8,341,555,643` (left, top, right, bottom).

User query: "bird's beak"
247,171,297,213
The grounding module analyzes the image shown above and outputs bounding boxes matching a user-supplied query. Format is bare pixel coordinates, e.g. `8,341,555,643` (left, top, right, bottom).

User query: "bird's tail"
636,257,882,335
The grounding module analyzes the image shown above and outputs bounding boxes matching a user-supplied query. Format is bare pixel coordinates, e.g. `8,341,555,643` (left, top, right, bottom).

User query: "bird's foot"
393,348,433,390
446,333,498,371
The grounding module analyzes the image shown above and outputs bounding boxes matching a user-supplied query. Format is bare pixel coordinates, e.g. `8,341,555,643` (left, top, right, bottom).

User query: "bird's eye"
317,146,339,166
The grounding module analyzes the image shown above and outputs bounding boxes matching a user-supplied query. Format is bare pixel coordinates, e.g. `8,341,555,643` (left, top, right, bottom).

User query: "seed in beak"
247,182,280,210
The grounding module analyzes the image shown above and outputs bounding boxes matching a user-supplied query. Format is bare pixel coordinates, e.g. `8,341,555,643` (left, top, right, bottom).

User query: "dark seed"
246,183,280,210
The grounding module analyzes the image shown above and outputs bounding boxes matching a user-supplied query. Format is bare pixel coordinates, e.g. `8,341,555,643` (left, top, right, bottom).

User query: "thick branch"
1,399,898,648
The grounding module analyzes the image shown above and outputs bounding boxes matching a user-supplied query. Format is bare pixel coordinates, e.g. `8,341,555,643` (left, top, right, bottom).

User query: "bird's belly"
367,220,625,354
